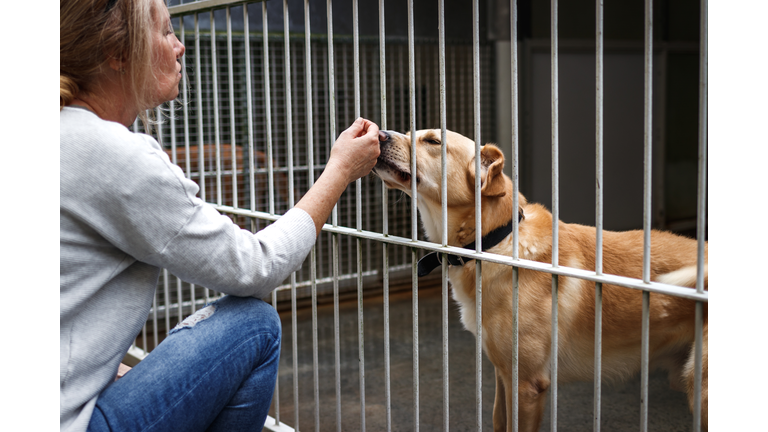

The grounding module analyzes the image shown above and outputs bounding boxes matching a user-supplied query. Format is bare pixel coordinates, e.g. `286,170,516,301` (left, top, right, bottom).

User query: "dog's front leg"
516,376,549,432
493,368,507,432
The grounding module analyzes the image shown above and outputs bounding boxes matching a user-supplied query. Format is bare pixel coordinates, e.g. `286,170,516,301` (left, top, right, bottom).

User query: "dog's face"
374,129,522,245
374,129,508,207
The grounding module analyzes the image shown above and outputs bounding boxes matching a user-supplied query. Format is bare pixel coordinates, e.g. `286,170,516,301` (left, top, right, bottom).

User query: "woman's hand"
295,118,381,235
326,118,381,184
115,363,132,381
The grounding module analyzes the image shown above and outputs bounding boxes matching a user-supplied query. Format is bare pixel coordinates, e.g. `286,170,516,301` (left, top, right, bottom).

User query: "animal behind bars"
373,129,707,432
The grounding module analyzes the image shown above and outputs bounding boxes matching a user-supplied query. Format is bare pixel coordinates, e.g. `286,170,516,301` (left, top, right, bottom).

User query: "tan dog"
373,129,708,432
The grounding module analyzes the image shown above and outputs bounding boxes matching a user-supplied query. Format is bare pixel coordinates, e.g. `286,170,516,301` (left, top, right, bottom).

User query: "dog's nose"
378,130,390,143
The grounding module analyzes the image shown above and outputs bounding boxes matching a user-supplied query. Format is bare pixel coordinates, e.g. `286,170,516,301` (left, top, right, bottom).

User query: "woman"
60,0,381,431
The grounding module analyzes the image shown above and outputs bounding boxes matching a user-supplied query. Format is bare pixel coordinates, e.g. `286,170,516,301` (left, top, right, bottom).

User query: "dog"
372,129,707,432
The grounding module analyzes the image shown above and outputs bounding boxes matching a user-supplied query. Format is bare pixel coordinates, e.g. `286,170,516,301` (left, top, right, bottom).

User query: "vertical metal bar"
510,0,521,428
280,2,299,430
226,7,237,209
176,276,183,325
349,2,366,430
550,0,559,429
250,5,276,424
180,17,192,181
301,2,320,430
406,0,419,429
290,276,298,432
328,0,338,228
333,235,342,432
271,288,281,426
243,4,256,214
693,1,707,431
152,289,159,350
640,0,654,430
640,291,650,431
594,0,604,430
642,0,653,287
311,246,320,432
142,320,148,353
210,11,222,207
170,99,177,165
163,269,170,336
411,247,420,432
377,0,392,430
472,1,483,431
263,3,275,216
190,283,197,313
304,1,314,193
281,0,293,195
326,2,342,431
163,269,171,334
438,0,449,430
194,13,206,202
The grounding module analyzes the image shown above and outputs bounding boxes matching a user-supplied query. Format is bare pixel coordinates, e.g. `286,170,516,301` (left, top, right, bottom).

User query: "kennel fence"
128,0,708,431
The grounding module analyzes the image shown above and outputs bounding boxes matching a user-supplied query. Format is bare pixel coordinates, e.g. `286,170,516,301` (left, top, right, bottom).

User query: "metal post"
438,0,450,430
210,10,222,207
243,4,256,214
326,1,343,430
472,1,483,430
406,0,420,430
640,0,654,429
378,0,392,430
225,7,238,208
693,1,708,431
594,0,604,430
510,0,521,429
550,0,560,429
263,2,275,216
194,13,206,202
349,2,367,430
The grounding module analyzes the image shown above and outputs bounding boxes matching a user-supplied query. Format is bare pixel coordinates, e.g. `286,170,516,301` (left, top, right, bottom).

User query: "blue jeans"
87,296,281,432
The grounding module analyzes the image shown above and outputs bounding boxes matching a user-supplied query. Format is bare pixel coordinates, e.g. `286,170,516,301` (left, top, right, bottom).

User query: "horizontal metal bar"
169,0,264,17
214,205,709,302
263,415,296,432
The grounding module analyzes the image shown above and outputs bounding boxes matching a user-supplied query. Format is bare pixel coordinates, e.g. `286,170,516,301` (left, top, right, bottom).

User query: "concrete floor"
270,284,693,431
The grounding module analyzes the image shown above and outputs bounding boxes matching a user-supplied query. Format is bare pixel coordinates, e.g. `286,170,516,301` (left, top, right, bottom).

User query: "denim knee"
217,296,282,344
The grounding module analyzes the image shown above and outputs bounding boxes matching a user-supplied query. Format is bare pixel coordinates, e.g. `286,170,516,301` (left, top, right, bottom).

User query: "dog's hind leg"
684,321,708,430
493,368,507,432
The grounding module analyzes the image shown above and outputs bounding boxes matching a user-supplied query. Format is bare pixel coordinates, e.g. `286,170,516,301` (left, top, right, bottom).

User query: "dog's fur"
373,129,708,432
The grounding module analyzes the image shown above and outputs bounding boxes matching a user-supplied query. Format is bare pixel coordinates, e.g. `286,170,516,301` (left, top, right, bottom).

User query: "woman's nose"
176,36,186,58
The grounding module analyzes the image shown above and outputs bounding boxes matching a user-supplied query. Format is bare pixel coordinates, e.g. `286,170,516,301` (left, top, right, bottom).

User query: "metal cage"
130,0,708,431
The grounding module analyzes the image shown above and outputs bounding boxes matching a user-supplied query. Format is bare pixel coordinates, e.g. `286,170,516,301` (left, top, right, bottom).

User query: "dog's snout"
378,130,391,143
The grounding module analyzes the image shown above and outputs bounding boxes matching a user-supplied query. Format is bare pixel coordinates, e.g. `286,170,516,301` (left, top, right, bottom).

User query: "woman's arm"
295,118,381,235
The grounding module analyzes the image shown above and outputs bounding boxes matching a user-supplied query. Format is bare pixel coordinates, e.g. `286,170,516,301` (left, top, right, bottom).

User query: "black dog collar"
417,210,523,277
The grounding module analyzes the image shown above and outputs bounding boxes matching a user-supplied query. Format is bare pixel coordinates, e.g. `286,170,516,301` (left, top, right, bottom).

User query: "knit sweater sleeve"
61,110,316,298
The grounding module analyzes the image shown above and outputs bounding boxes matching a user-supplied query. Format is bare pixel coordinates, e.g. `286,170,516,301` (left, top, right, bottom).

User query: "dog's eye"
424,138,441,145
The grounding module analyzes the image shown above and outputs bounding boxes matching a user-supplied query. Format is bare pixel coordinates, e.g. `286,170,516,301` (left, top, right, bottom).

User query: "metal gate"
132,0,708,431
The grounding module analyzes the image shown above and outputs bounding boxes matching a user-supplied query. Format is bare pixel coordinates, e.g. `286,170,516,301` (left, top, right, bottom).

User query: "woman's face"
149,2,185,105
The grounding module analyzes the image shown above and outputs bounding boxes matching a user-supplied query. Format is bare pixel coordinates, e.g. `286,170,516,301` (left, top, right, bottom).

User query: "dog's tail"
656,264,708,289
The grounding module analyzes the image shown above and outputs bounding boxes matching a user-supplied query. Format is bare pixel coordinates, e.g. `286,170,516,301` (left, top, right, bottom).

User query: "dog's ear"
467,144,506,197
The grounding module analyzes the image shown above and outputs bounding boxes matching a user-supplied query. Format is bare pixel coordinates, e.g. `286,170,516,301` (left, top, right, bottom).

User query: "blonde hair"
60,0,164,132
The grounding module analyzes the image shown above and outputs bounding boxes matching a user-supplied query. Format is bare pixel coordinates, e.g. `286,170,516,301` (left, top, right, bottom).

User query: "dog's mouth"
373,157,414,186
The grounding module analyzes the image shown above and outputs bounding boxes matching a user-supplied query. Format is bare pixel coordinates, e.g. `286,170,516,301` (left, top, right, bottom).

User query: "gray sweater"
60,106,316,432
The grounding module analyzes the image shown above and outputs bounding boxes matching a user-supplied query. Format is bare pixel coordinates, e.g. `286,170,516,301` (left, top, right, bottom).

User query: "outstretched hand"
295,118,381,235
327,118,381,184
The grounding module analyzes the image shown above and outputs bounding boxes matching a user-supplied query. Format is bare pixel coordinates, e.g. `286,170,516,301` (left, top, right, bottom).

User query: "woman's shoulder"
60,107,162,158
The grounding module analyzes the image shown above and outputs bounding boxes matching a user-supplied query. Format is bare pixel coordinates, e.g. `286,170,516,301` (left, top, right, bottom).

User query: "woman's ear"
108,56,127,74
